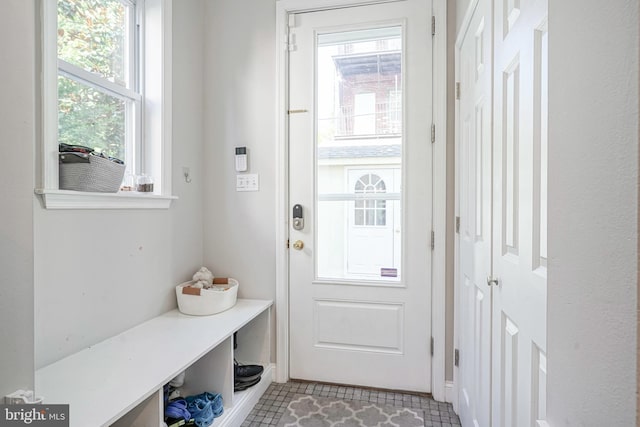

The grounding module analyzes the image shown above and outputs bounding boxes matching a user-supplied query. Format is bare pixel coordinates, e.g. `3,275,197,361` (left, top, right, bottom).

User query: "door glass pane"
316,27,402,283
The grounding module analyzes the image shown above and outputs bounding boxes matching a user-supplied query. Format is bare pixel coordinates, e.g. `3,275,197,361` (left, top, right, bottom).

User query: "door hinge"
454,349,460,367
287,14,297,51
455,82,461,100
431,123,436,144
430,337,434,356
286,239,290,249
455,216,460,233
287,31,296,51
431,16,436,36
430,230,435,250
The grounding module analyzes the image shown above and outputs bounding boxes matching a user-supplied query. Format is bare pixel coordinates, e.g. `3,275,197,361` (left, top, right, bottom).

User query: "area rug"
276,394,425,427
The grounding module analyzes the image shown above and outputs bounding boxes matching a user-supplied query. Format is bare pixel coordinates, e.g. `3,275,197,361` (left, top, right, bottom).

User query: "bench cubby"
35,299,273,427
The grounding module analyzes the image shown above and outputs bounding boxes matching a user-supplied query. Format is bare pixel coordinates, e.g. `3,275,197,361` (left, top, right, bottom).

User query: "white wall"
202,0,278,357
547,0,638,424
34,0,205,368
0,0,36,397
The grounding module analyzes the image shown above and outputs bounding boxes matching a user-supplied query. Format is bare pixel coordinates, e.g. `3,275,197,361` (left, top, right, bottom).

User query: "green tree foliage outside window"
57,0,133,162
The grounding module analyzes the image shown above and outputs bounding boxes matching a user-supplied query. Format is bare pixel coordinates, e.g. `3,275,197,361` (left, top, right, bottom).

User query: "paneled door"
456,0,547,424
288,0,433,391
456,0,493,424
491,0,548,425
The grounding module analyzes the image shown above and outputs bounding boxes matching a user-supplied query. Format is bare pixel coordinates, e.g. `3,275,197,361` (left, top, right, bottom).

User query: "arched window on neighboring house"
354,173,387,226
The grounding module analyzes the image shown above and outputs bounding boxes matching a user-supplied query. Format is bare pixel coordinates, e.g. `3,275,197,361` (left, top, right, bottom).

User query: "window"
354,173,387,226
39,0,174,209
388,90,402,133
57,0,140,170
353,93,376,135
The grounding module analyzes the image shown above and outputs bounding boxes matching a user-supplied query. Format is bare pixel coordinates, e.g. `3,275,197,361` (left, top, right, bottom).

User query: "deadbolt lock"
292,204,304,231
487,276,499,287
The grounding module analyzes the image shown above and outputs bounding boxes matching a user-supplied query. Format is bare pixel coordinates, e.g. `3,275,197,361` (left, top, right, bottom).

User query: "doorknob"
487,276,499,287
292,240,304,250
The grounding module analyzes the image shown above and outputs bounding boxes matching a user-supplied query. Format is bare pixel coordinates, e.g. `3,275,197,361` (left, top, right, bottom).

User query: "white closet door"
456,0,493,425
491,0,548,425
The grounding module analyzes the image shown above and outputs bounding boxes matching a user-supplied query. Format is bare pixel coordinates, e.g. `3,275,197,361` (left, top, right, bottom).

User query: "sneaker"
234,376,261,392
234,360,264,383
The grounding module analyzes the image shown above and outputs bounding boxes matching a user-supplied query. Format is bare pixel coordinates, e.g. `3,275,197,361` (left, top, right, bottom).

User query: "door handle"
292,240,304,250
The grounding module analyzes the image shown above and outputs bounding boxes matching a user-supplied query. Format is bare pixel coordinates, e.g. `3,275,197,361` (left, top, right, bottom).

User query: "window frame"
38,0,175,209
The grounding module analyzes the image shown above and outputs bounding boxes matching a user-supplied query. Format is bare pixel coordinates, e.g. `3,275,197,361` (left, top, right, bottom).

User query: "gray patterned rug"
277,394,425,427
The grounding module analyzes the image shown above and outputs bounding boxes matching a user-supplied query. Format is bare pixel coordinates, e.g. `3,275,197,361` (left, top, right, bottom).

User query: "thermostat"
235,147,247,172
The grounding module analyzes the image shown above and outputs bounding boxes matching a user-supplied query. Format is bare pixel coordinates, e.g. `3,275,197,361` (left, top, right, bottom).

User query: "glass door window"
316,26,403,283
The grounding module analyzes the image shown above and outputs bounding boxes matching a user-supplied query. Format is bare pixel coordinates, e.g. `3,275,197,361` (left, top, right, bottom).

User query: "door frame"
274,0,448,401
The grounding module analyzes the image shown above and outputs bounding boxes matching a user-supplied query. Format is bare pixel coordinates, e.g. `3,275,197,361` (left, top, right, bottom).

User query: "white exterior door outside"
491,0,548,425
346,168,400,278
288,0,434,391
456,0,493,424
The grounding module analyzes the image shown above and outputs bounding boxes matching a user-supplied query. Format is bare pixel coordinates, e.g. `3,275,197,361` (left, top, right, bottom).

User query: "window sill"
35,189,177,210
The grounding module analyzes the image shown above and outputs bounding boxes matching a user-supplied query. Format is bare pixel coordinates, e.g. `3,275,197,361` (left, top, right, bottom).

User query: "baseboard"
218,364,273,427
445,381,454,404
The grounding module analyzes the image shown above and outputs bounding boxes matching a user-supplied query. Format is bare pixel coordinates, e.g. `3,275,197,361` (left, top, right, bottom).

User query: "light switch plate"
236,174,259,192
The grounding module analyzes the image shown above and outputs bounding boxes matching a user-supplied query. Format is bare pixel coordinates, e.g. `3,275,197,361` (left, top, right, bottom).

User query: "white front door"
456,0,493,424
288,0,433,391
491,0,548,425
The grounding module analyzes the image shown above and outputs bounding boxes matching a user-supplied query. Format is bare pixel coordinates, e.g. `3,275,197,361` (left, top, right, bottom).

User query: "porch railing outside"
335,101,402,137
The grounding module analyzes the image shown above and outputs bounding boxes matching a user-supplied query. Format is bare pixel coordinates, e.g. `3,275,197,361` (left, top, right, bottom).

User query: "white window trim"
37,0,176,210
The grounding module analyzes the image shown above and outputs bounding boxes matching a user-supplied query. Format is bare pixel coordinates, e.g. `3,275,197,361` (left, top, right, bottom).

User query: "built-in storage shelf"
35,299,273,427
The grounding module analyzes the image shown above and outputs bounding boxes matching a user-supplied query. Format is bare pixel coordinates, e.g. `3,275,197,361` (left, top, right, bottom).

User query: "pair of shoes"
234,376,261,392
234,360,263,383
164,398,191,426
185,392,223,427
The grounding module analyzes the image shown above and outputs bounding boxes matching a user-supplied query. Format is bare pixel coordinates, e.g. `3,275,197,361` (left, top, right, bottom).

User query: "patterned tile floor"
241,381,461,427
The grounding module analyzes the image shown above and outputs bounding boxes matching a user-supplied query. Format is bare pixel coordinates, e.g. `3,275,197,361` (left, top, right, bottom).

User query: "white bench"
35,299,273,427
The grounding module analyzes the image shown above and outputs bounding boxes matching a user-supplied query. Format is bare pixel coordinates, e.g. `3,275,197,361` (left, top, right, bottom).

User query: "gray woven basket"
59,153,126,193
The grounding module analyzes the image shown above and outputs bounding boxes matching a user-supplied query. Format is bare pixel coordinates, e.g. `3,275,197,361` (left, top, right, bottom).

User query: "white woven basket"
59,153,125,193
176,279,239,316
